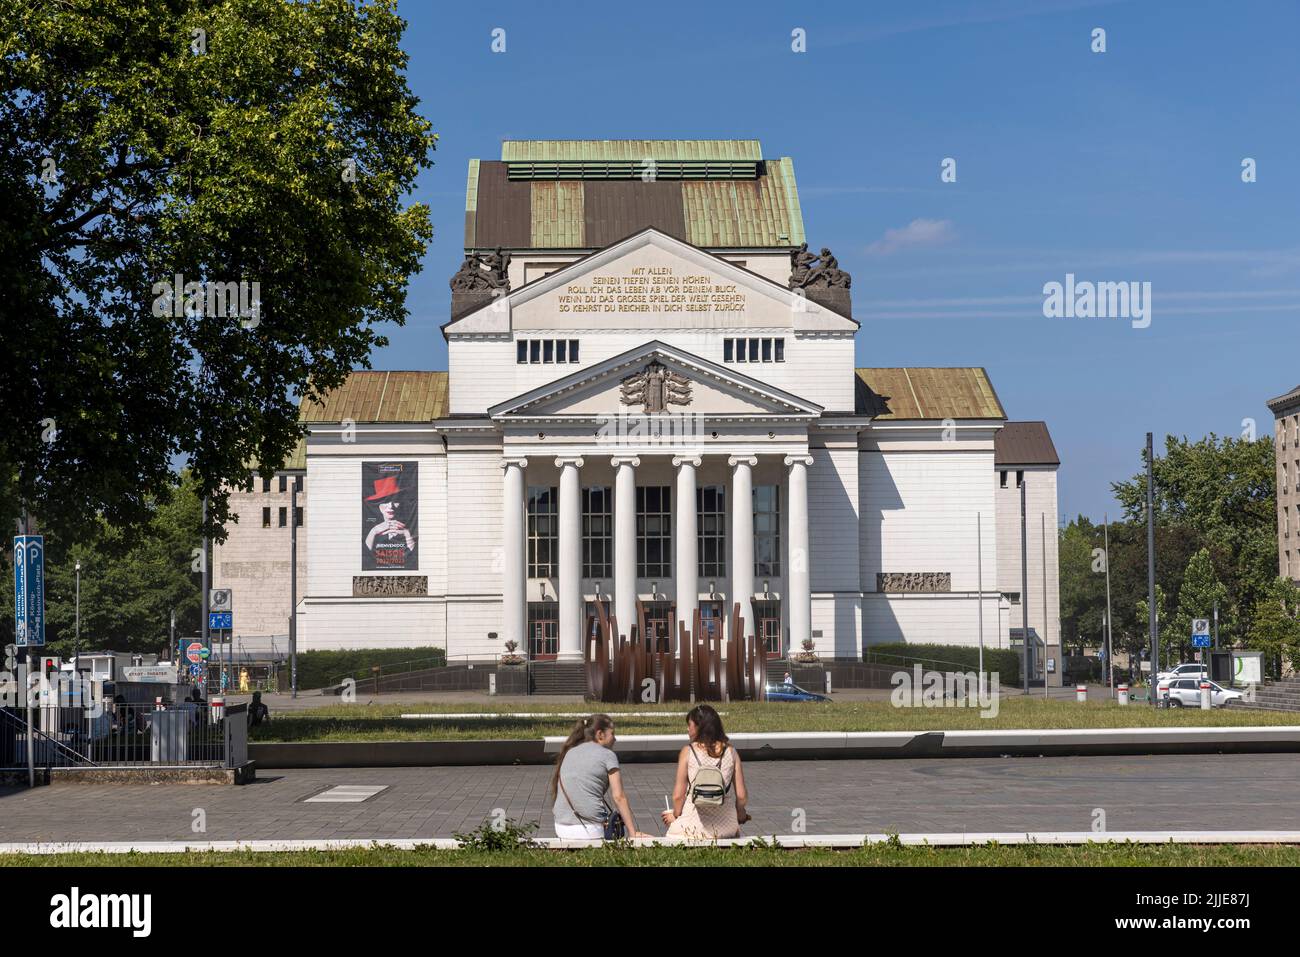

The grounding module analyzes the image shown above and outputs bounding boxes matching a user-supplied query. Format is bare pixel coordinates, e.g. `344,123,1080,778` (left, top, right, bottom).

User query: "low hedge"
864,643,1020,687
286,647,448,691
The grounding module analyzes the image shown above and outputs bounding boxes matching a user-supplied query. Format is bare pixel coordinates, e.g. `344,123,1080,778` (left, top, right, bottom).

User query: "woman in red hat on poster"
364,474,415,556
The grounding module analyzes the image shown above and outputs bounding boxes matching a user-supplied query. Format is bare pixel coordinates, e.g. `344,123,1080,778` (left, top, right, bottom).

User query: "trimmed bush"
288,647,448,691
864,643,1020,687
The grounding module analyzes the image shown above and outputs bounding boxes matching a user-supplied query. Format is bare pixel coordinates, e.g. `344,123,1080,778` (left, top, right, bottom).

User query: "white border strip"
4,831,1300,855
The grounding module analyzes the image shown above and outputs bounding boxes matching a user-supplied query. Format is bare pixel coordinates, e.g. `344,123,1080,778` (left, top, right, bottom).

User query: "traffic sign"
208,611,232,630
186,641,205,664
200,647,210,660
14,535,45,647
1192,634,1211,648
210,589,233,614
1192,617,1211,648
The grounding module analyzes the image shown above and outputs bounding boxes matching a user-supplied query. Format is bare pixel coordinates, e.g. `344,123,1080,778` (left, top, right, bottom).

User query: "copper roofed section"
465,140,805,251
855,368,1005,420
300,371,448,423
994,421,1060,467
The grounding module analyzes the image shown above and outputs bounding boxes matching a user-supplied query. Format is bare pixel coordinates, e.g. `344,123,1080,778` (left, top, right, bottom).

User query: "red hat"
366,475,403,501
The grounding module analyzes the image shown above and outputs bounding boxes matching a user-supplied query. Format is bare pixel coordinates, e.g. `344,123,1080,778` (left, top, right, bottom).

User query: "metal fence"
0,700,246,772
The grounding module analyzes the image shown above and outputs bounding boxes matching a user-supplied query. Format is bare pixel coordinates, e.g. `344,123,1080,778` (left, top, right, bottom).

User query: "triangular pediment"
487,341,823,419
445,227,857,336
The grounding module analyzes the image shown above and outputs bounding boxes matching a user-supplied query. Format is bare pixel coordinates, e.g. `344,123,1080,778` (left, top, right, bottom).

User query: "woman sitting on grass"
550,714,649,840
661,704,751,839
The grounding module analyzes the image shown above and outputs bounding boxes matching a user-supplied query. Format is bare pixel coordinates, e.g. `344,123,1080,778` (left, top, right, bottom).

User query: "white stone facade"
283,227,1062,667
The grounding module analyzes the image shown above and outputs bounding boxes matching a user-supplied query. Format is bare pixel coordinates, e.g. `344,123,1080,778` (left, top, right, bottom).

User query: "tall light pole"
1146,432,1159,706
976,512,984,679
290,473,299,699
1020,475,1029,694
74,561,81,667
1104,515,1114,697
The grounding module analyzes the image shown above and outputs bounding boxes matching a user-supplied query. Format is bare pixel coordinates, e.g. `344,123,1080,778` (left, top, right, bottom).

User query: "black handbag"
559,776,626,839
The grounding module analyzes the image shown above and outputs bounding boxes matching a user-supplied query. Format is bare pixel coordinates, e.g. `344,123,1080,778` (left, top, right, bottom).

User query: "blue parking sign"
14,535,45,647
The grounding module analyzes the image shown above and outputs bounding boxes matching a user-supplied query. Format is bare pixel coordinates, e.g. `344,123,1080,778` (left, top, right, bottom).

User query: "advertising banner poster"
362,461,418,571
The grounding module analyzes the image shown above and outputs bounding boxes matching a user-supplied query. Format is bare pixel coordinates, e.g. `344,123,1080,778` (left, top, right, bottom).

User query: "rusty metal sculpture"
583,600,766,702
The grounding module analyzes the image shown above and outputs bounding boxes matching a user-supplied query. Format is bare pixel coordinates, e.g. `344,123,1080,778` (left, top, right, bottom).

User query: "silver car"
1164,677,1240,708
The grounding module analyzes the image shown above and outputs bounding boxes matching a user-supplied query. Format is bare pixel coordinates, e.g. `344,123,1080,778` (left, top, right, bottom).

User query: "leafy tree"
1247,577,1300,679
1113,434,1275,640
1136,584,1175,665
0,0,435,541
0,472,202,653
1058,516,1106,651
1171,548,1228,661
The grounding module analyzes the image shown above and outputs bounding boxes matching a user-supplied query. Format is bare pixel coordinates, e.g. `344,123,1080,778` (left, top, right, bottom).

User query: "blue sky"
377,0,1300,524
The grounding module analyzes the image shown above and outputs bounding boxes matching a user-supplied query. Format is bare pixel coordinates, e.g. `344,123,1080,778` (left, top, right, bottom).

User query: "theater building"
222,140,1061,682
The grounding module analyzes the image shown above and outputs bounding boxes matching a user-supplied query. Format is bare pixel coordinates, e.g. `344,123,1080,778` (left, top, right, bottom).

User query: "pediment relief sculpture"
619,361,692,414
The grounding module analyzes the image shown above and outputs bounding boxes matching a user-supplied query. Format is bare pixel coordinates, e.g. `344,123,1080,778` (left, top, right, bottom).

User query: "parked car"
1156,662,1207,683
1164,677,1241,708
765,682,829,702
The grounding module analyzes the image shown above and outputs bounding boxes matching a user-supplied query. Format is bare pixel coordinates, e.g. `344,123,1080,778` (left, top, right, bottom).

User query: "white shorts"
555,822,605,840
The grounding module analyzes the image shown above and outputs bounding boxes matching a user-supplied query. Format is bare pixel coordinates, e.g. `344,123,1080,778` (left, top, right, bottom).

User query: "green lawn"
250,696,1300,742
6,841,1299,867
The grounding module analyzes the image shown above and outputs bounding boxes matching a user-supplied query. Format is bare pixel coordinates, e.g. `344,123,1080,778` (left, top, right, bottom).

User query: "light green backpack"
688,744,731,807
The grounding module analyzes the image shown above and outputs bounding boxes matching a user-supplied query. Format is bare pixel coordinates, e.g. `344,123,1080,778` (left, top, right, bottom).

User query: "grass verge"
251,696,1300,742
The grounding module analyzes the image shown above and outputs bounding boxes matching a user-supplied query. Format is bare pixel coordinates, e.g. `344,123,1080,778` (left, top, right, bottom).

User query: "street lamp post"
74,561,81,667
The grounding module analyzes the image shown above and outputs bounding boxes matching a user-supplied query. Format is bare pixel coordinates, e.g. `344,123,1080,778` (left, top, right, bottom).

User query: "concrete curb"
4,830,1300,854
248,726,1300,768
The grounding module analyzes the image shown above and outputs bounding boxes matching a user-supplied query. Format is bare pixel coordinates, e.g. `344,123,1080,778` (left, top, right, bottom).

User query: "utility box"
1209,649,1233,684
150,709,188,763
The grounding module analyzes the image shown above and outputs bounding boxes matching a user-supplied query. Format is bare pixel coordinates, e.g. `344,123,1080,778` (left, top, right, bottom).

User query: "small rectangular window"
724,338,734,362
294,507,304,528
278,507,287,528
749,338,760,361
774,338,785,362
1016,470,1024,487
761,338,772,362
569,339,579,363
736,338,747,362
262,507,271,528
279,475,287,493
1000,471,1007,488
261,477,271,493
556,339,567,363
543,340,553,363
530,340,540,363
517,340,527,364
295,475,304,492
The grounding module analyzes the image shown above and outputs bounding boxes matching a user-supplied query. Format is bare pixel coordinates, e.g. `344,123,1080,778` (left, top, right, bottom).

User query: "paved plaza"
1,753,1297,844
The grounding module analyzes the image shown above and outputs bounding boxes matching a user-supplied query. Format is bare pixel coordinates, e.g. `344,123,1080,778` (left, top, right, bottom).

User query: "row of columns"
502,453,812,662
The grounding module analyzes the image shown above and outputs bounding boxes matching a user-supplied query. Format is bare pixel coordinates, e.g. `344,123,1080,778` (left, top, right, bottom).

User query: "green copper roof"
501,140,764,162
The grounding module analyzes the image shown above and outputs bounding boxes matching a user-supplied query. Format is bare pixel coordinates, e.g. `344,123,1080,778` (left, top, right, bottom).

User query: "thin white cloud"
865,218,957,256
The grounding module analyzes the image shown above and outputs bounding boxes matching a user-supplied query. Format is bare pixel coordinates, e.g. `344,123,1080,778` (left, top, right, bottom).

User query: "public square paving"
2,753,1298,843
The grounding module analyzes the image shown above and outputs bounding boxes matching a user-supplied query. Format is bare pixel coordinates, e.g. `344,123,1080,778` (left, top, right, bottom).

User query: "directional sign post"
14,535,45,648
1192,618,1211,649
208,611,232,631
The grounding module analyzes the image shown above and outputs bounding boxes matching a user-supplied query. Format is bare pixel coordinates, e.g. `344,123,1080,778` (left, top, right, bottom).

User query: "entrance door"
699,601,724,642
642,601,673,653
527,601,558,659
753,599,782,657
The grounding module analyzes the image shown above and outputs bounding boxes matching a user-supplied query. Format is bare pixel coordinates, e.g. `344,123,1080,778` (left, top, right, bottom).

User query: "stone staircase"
1226,675,1300,713
529,661,588,696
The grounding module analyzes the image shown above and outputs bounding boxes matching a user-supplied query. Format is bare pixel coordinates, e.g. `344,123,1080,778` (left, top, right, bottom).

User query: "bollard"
1200,681,1212,710
155,695,163,711
211,695,225,725
489,673,497,696
1157,682,1170,708
1075,684,1087,703
825,671,832,695
1117,683,1129,705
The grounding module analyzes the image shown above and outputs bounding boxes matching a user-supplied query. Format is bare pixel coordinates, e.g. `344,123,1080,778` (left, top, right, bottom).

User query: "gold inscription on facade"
556,266,746,314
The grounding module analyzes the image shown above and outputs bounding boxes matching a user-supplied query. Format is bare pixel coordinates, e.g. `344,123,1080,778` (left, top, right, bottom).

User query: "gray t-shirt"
553,741,620,827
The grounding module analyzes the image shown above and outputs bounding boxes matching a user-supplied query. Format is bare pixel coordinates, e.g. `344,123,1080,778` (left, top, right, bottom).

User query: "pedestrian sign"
208,611,232,630
1192,618,1210,648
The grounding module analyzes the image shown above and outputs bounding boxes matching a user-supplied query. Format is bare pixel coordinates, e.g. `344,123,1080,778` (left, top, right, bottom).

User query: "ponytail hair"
549,713,615,801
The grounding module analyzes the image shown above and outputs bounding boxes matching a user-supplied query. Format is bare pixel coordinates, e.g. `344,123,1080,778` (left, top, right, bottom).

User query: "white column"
556,457,584,662
729,456,757,642
785,454,813,654
611,456,640,638
501,458,527,655
673,456,701,642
